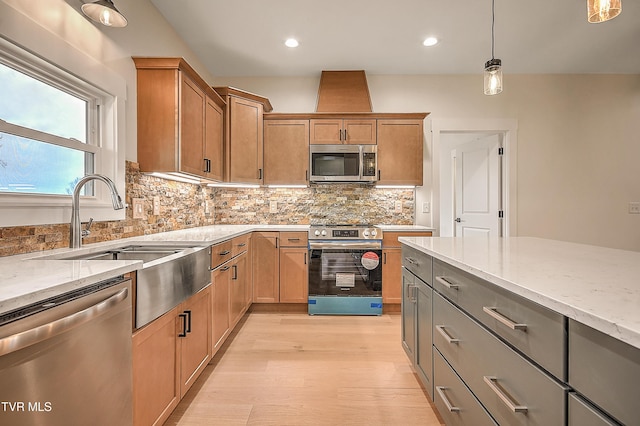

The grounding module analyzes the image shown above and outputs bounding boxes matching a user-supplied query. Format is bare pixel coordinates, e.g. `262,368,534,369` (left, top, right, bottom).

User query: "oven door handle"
309,241,382,250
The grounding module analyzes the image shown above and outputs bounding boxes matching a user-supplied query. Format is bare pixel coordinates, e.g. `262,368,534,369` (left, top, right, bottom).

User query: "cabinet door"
382,249,402,304
279,248,309,303
377,119,424,185
252,232,280,303
309,119,342,144
180,74,206,177
415,279,433,399
211,265,230,356
204,95,224,181
401,269,416,363
229,96,263,183
230,253,248,326
133,306,180,426
343,119,376,144
264,120,309,185
179,286,212,398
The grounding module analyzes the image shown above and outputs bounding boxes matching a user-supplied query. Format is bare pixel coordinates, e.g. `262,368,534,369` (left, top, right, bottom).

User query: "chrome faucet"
70,174,124,248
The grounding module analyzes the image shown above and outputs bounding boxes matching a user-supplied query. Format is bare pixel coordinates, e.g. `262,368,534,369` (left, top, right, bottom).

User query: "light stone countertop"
0,223,427,316
399,236,640,350
376,225,434,232
0,224,307,316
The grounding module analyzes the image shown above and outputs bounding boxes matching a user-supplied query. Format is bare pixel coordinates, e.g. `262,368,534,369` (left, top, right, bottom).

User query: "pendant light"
81,0,128,28
484,0,503,95
587,0,622,23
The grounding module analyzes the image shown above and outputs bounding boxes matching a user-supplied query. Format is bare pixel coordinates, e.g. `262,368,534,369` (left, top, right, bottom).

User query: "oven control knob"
363,230,370,237
321,230,327,236
370,229,378,237
314,230,321,236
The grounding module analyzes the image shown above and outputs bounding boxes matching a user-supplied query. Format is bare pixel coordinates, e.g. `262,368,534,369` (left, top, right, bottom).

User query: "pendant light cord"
491,0,495,60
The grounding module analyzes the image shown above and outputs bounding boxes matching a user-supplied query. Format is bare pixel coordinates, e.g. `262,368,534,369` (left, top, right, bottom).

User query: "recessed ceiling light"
423,37,438,47
285,38,299,48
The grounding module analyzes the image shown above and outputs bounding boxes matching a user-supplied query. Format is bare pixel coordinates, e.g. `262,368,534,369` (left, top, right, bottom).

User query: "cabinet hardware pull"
219,250,230,256
258,168,263,180
435,276,459,290
275,237,278,249
483,376,528,413
304,252,307,265
343,129,347,141
377,170,381,180
339,129,343,141
409,285,417,303
435,325,460,344
237,243,246,247
288,238,300,241
203,159,208,173
405,257,418,265
436,386,461,412
384,252,387,264
482,307,527,331
305,170,309,181
232,265,238,280
178,313,188,337
184,310,192,333
220,266,230,272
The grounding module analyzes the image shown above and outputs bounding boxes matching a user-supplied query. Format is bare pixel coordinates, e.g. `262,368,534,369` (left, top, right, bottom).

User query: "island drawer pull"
218,250,230,256
436,386,461,412
405,256,419,265
483,307,527,331
483,376,528,413
435,276,459,290
435,325,460,344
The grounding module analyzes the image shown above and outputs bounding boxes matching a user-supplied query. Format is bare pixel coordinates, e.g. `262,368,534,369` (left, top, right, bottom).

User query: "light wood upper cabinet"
377,119,424,186
264,119,309,185
133,57,226,181
214,87,273,184
310,119,376,145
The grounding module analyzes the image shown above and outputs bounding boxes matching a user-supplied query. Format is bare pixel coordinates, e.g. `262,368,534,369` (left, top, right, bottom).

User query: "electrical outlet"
270,200,278,213
422,202,430,213
630,202,640,214
153,196,160,215
395,201,403,213
132,198,144,219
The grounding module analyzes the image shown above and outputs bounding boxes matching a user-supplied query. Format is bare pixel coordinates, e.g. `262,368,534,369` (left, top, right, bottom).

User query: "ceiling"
150,0,640,77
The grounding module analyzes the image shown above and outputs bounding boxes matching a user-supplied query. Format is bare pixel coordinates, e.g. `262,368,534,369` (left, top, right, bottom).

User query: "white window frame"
0,4,126,227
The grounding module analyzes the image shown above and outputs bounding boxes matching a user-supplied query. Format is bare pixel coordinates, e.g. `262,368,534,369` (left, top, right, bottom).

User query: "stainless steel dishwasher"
0,277,133,426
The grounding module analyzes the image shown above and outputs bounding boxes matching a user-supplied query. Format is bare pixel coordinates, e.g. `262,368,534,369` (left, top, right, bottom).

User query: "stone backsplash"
1,162,414,256
213,185,414,225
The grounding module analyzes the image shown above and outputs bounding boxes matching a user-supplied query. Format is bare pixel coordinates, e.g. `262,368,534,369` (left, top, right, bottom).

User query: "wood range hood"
315,70,373,113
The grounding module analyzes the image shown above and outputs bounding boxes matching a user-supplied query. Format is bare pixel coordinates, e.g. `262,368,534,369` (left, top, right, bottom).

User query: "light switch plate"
132,198,144,219
422,202,430,213
395,201,403,213
153,196,160,215
270,200,278,213
630,202,640,214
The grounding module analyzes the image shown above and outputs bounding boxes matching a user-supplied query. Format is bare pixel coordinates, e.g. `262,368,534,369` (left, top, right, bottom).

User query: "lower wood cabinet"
383,231,431,305
133,285,212,426
253,231,308,304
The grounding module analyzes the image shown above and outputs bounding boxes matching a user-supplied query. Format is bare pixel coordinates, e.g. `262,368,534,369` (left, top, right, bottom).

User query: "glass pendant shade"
484,59,503,95
588,0,621,23
81,0,128,27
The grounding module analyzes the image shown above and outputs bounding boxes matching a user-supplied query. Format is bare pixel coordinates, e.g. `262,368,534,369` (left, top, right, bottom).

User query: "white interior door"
453,134,501,237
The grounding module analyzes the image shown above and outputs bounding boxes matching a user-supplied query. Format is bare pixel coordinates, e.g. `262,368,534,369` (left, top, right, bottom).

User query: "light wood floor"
165,312,443,425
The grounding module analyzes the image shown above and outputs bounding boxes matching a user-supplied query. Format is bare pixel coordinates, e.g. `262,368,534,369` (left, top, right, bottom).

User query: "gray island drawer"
569,319,640,426
433,258,565,379
402,245,432,285
568,393,618,426
434,292,567,426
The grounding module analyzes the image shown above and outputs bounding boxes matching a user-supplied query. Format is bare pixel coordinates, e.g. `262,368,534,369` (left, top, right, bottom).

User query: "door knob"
455,218,462,223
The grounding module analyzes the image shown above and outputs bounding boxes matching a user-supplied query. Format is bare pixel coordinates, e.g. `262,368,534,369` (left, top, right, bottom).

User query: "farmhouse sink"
39,242,212,328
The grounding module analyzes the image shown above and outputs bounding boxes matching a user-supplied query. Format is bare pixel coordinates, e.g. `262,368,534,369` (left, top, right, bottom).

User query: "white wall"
213,74,640,251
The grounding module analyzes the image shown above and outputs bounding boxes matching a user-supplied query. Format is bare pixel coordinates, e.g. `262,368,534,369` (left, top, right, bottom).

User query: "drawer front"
433,259,565,379
434,292,566,426
568,393,618,426
433,348,497,426
401,245,432,285
383,231,432,248
568,319,640,426
280,231,308,247
211,240,233,268
231,233,250,257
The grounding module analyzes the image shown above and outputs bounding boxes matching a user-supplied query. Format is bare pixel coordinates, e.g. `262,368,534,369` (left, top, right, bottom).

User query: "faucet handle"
82,217,94,237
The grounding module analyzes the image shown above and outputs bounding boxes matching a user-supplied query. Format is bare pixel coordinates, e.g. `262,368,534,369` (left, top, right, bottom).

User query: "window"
0,4,127,228
0,56,99,196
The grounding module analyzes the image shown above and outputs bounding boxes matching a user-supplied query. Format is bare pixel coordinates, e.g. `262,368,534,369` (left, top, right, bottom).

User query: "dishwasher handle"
0,287,129,357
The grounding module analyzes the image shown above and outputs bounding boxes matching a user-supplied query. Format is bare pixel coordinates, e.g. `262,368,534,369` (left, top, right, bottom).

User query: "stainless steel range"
308,224,383,315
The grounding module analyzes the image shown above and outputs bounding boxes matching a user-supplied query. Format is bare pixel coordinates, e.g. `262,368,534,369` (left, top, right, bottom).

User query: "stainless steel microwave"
309,144,377,183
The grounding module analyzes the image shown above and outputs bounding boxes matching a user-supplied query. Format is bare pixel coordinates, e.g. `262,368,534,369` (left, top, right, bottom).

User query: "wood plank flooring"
165,312,443,425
